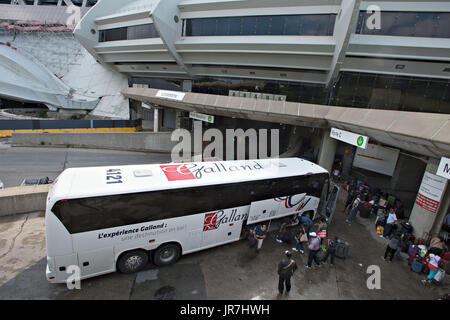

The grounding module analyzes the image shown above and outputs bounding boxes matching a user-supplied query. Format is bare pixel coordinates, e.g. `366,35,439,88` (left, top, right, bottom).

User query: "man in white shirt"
383,208,398,238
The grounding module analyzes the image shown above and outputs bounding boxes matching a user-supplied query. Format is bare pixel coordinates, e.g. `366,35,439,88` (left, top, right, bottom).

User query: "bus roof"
48,158,328,203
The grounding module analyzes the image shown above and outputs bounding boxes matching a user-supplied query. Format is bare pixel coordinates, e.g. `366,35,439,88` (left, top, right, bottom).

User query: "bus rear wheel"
117,250,149,274
153,243,181,266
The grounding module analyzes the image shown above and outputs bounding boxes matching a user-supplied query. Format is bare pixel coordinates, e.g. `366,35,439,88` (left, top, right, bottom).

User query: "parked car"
20,177,53,186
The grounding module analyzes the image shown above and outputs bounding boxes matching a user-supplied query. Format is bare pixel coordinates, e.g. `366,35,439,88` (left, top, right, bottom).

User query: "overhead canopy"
122,87,450,159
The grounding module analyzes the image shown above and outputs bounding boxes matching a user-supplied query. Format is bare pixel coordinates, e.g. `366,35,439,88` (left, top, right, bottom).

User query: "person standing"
254,224,268,254
277,250,298,296
305,232,321,269
344,187,357,213
346,194,361,224
382,233,400,263
292,223,307,254
300,214,313,233
323,236,338,266
383,208,398,238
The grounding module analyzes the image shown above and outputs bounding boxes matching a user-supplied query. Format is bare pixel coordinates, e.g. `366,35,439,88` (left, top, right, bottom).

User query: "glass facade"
330,72,450,113
356,11,450,38
191,77,328,105
129,72,449,114
185,14,336,37
99,24,159,42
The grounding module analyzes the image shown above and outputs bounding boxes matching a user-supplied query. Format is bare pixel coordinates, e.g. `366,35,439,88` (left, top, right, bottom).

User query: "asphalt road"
0,188,448,300
0,141,172,188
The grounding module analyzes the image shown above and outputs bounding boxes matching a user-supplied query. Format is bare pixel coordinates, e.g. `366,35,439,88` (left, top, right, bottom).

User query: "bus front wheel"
153,243,181,266
117,250,149,274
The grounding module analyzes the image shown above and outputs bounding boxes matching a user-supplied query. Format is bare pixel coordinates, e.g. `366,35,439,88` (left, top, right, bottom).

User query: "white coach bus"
45,158,338,283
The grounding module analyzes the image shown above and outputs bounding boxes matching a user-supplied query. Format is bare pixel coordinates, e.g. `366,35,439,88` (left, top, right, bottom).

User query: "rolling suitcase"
411,257,424,273
335,239,349,259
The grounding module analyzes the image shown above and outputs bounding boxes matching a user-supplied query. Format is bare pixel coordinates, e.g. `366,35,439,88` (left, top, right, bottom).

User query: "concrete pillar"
153,108,161,132
431,180,450,235
317,128,337,173
409,158,449,238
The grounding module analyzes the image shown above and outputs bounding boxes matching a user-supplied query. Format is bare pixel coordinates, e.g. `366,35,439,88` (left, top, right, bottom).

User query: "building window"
356,11,450,38
184,14,336,37
331,72,450,114
99,24,159,42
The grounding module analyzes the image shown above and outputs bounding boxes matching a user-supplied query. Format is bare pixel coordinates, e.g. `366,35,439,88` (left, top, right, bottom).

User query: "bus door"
247,198,281,225
316,184,340,223
77,247,115,277
202,207,246,247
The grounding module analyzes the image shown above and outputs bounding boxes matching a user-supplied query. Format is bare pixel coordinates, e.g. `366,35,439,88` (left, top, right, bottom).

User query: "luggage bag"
434,269,445,282
335,239,349,259
411,257,424,273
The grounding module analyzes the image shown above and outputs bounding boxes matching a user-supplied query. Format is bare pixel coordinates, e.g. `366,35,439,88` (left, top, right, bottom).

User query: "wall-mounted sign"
330,128,368,149
189,112,214,124
437,157,450,180
352,143,400,176
156,90,185,101
415,171,448,213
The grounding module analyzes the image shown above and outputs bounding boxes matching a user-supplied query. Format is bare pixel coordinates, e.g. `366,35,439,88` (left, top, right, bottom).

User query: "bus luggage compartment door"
247,199,281,225
78,247,115,278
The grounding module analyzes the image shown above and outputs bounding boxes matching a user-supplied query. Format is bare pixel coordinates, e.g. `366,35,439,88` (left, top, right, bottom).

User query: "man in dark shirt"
254,224,268,254
277,251,298,296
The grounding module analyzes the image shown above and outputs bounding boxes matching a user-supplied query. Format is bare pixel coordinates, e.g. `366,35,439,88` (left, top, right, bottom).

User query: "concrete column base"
409,158,449,238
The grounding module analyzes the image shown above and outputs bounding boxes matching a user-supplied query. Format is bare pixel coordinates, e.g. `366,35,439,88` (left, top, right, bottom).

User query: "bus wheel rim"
160,248,175,262
125,255,143,270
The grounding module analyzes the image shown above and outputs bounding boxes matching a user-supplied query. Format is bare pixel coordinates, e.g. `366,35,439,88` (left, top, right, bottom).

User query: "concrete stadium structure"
0,0,129,118
73,0,450,239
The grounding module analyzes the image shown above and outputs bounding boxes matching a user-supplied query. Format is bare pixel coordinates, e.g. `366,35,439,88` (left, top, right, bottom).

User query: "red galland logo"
203,212,218,231
160,164,196,181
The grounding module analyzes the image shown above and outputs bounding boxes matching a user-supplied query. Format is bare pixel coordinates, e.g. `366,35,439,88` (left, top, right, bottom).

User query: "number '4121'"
106,169,123,184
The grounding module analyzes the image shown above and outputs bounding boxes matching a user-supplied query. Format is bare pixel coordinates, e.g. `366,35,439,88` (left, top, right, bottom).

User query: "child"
422,253,441,284
323,236,337,265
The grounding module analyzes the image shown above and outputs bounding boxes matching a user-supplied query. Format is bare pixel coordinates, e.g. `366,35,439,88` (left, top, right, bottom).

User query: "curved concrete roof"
122,87,450,159
0,43,99,110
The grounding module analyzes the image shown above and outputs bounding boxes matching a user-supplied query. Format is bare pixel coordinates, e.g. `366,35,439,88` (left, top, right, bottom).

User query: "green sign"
357,136,364,147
